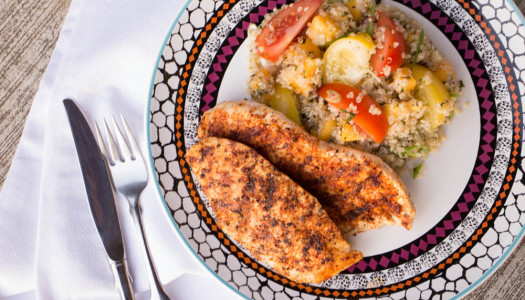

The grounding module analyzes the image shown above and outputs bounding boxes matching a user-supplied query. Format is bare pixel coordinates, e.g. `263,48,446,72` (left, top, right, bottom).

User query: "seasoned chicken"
186,137,363,284
198,100,415,235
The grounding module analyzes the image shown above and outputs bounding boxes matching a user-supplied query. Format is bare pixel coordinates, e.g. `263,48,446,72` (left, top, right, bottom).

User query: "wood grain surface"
0,0,524,299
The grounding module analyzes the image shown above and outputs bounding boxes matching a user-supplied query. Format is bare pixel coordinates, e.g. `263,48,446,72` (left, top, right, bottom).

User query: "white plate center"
217,2,480,257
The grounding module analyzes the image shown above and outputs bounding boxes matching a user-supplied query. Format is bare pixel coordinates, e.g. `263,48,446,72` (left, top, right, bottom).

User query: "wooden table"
1,1,524,299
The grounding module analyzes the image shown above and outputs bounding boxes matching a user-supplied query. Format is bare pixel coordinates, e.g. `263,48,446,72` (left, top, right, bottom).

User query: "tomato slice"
317,83,389,144
255,0,323,62
370,11,407,77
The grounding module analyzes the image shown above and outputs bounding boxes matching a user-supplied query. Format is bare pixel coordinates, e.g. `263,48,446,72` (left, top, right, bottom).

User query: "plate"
148,0,525,299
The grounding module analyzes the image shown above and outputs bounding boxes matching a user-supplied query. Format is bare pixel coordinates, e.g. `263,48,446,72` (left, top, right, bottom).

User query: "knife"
64,99,134,300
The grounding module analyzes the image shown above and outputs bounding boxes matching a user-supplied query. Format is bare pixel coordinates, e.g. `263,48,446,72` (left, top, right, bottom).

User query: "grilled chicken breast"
186,137,363,284
198,100,415,235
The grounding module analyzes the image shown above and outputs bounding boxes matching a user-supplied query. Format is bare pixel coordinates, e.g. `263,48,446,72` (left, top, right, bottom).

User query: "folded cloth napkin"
0,0,242,299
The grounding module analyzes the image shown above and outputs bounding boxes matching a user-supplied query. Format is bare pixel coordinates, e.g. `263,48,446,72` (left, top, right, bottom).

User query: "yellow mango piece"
306,15,339,45
341,122,361,142
300,38,322,58
304,58,317,78
282,69,313,97
434,60,455,82
382,101,423,127
412,64,451,130
382,103,397,121
278,43,320,96
346,0,366,22
318,119,337,141
270,84,301,125
249,69,273,95
392,67,417,93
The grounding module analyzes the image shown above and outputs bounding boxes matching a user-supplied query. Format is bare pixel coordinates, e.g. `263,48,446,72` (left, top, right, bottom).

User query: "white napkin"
0,1,242,299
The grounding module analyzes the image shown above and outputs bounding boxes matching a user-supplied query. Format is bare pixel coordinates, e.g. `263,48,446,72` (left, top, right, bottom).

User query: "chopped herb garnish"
340,108,356,124
403,144,430,158
366,22,374,37
450,93,461,98
411,29,424,69
460,80,465,89
368,0,377,16
413,162,423,178
320,31,354,48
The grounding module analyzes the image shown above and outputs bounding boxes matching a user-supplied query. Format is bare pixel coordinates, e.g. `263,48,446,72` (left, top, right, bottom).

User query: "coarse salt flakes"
347,91,354,99
393,42,399,48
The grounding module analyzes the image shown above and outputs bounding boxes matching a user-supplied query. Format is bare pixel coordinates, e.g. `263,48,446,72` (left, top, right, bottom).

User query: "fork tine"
120,115,139,160
112,116,132,161
104,119,121,163
95,122,109,163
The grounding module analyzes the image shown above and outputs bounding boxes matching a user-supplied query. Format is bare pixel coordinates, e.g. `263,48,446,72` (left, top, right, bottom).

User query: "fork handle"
129,196,170,300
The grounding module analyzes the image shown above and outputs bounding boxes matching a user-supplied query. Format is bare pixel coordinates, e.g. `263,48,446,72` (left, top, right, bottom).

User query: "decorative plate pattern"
148,0,525,299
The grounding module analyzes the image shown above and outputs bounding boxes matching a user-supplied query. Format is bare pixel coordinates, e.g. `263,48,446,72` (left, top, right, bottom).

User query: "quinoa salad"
247,0,463,175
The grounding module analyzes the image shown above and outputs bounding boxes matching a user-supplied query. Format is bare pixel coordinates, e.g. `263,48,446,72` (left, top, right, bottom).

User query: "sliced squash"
322,33,374,86
318,119,337,141
270,84,301,125
412,64,451,130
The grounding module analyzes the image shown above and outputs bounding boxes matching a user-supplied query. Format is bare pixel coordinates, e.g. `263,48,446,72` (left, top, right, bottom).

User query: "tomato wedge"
317,83,389,144
370,11,407,77
255,0,323,62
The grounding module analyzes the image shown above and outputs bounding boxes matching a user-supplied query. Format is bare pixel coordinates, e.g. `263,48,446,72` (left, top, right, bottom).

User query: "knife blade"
64,99,134,300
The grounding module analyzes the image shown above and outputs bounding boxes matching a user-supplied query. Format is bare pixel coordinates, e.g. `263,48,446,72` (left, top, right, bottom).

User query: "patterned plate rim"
458,0,525,290
457,3,525,298
145,1,525,299
145,2,247,299
461,0,525,281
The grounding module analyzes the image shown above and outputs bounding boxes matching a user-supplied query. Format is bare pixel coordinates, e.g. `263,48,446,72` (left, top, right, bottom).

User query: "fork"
96,115,170,300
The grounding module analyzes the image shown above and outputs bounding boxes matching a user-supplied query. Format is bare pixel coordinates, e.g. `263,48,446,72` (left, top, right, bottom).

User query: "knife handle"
110,259,134,300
